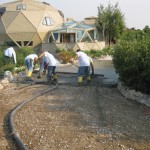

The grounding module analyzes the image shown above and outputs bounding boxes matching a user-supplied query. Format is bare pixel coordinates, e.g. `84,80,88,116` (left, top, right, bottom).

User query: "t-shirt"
25,54,38,61
4,47,17,63
44,52,56,66
76,51,90,66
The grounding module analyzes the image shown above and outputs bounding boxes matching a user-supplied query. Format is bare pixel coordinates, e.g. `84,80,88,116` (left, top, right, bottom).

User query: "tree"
96,3,125,46
143,25,150,34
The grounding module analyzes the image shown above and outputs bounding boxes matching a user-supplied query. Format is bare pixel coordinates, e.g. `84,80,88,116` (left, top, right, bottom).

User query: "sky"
0,0,149,30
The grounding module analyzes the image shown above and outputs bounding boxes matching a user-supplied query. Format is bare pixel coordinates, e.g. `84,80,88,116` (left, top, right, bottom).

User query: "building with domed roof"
0,0,64,47
0,0,105,51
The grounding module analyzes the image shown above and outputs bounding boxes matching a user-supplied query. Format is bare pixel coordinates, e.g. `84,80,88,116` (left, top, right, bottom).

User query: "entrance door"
60,33,75,43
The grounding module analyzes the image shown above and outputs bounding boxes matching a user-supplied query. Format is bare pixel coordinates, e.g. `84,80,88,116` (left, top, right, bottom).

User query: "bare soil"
0,73,150,150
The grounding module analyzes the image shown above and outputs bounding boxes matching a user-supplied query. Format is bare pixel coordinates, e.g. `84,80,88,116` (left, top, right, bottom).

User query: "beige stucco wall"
40,41,106,54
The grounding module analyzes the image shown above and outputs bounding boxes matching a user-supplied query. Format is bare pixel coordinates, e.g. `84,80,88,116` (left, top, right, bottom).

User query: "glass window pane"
16,5,21,10
22,4,26,10
49,35,53,43
70,33,75,43
43,18,46,25
81,33,92,42
53,33,58,41
43,17,54,26
77,30,84,42
46,17,51,25
88,30,94,40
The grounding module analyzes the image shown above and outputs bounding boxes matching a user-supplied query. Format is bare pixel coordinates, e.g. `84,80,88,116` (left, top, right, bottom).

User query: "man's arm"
12,49,17,64
70,54,78,64
38,52,45,60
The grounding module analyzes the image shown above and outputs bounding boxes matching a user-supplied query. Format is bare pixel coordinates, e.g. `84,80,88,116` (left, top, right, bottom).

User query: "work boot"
87,76,91,84
37,72,42,78
53,74,57,81
77,76,83,86
37,75,41,78
26,71,32,77
37,71,43,78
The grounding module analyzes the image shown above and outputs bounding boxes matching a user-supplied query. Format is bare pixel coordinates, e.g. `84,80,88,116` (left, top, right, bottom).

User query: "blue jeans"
25,59,32,72
40,57,47,73
77,66,90,76
47,66,56,79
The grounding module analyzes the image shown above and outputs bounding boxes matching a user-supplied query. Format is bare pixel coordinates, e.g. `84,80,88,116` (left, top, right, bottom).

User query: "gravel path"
0,73,150,150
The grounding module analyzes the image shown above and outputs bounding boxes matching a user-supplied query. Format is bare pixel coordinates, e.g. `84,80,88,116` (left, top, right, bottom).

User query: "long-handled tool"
73,64,79,68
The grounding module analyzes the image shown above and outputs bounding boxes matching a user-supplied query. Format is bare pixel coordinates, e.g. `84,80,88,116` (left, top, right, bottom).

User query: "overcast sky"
0,0,149,30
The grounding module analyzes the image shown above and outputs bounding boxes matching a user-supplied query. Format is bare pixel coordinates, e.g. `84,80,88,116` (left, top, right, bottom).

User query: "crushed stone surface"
0,73,150,150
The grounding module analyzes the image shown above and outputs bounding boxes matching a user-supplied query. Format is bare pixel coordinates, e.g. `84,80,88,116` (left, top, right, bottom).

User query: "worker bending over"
24,54,38,77
4,47,17,65
38,51,57,84
71,49,93,84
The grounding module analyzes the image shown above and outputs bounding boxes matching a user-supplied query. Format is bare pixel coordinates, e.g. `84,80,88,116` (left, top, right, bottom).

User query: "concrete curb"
118,80,150,108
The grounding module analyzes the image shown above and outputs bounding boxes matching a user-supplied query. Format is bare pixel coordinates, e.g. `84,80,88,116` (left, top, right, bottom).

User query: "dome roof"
0,0,64,47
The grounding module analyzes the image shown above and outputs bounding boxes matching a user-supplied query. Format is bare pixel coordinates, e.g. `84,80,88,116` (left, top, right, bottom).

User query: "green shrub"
84,48,113,58
14,67,26,73
112,30,150,94
56,48,63,53
16,47,35,67
0,46,7,67
0,68,4,77
3,64,16,72
0,46,35,74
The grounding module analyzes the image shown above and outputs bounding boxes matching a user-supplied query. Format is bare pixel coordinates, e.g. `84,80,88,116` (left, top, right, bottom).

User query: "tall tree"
143,25,150,34
96,3,125,46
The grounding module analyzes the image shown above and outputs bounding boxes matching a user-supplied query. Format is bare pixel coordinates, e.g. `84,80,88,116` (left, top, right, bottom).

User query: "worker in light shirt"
38,51,57,84
71,49,93,84
4,47,17,64
24,54,38,77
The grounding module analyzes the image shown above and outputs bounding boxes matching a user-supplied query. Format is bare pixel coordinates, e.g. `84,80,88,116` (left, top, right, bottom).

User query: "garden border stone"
118,80,150,107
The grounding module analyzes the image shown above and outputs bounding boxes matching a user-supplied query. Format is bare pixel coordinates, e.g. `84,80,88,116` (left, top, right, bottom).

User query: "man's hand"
69,58,74,64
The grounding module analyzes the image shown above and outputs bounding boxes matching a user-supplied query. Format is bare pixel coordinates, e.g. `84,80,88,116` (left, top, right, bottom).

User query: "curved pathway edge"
118,80,150,108
8,84,58,150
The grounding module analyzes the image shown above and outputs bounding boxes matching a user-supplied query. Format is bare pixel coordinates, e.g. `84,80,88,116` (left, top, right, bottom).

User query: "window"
43,17,54,26
16,5,21,10
88,30,94,40
81,33,92,42
77,30,84,42
24,41,33,46
0,7,6,16
16,41,22,46
16,4,26,10
5,41,17,47
53,33,58,41
22,4,26,10
49,35,54,43
60,33,75,43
